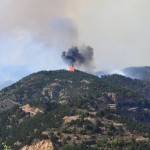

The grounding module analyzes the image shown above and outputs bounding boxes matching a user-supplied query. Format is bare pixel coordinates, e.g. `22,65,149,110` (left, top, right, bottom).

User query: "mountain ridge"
0,70,150,150
95,66,150,81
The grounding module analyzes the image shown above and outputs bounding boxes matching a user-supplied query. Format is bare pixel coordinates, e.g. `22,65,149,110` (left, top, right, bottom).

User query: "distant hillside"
96,66,150,81
123,66,150,81
0,70,150,150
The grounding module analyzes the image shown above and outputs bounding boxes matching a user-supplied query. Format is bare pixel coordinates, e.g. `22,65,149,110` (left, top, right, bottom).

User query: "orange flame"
69,65,75,72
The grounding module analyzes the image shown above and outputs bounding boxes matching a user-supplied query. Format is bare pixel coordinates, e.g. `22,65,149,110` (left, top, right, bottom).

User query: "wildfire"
69,65,75,72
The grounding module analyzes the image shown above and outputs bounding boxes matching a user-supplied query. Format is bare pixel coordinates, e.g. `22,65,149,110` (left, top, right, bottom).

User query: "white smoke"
0,0,84,82
0,0,150,82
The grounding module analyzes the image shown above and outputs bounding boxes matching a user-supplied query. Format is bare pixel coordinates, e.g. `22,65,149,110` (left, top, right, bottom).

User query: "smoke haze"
0,0,82,82
0,0,150,82
0,0,81,47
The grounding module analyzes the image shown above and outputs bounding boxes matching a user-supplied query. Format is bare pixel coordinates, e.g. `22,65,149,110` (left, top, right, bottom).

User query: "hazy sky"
0,0,150,82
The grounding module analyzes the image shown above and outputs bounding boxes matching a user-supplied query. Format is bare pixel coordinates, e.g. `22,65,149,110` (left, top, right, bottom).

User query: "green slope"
0,70,150,150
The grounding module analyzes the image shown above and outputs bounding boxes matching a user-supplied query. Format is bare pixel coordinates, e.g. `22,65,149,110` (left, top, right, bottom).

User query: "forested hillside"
0,70,150,150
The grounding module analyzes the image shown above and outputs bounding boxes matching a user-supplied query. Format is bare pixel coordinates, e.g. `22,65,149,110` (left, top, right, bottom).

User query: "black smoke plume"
62,46,94,67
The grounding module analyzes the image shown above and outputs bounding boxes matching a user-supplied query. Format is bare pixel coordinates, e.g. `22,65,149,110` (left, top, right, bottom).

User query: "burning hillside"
62,46,94,71
69,65,75,72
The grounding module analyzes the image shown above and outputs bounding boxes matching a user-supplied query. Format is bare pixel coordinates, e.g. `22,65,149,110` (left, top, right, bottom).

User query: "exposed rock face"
107,92,120,102
63,115,80,124
42,83,64,99
21,140,54,150
21,104,43,116
106,92,140,106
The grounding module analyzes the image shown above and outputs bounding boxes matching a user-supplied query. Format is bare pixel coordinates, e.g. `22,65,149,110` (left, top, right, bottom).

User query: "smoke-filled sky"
0,0,150,83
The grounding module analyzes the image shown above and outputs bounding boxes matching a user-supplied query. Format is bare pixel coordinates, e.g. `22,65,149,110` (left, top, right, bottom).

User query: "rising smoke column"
62,46,94,68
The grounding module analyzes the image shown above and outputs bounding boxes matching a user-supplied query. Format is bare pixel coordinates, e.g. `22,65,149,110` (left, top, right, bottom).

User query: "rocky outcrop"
21,140,54,150
106,92,140,106
63,115,80,124
21,104,43,116
107,92,120,102
42,83,64,99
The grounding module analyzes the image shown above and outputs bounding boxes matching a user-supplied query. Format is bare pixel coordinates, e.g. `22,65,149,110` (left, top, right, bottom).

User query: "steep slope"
0,70,150,110
0,70,150,150
0,70,101,111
